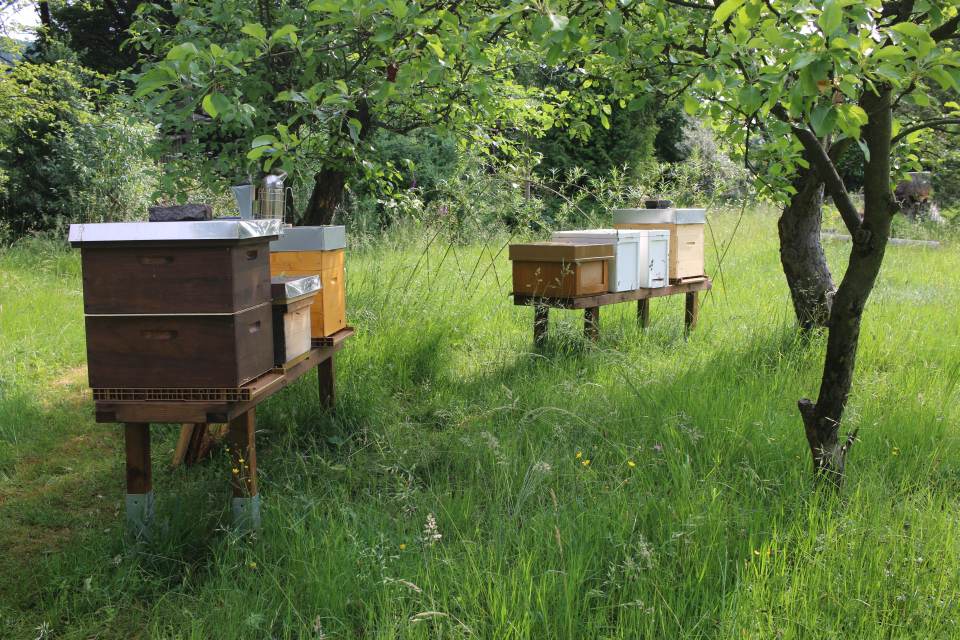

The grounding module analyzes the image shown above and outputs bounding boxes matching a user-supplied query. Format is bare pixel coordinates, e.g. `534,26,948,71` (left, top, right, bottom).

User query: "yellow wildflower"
627,460,636,468
581,459,591,466
575,451,583,459
399,543,407,551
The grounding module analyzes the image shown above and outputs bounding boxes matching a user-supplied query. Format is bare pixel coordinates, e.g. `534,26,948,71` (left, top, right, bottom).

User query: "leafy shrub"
0,61,156,241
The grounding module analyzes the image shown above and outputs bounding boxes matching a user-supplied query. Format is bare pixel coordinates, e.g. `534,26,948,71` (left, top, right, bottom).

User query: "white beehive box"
551,229,669,291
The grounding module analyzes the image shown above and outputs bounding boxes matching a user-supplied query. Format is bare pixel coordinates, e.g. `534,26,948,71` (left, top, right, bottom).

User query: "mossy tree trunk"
778,155,835,331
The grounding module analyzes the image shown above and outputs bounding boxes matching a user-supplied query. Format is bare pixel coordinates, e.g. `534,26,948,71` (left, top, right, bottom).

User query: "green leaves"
810,104,837,137
201,92,231,118
713,0,746,24
133,66,175,98
818,0,843,37
165,42,198,61
240,23,266,41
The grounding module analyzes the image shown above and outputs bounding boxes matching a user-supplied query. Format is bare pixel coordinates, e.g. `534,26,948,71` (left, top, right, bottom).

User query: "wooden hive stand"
513,278,711,345
94,327,354,536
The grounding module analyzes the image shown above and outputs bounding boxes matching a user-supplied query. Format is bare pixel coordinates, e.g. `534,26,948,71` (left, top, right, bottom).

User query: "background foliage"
0,60,155,240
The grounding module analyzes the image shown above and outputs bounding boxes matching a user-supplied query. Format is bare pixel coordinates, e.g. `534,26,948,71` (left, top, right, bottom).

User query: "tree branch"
662,0,715,10
891,117,960,144
931,15,960,42
791,126,863,235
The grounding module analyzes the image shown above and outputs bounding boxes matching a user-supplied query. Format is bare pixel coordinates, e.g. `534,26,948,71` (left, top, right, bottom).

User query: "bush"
0,61,156,241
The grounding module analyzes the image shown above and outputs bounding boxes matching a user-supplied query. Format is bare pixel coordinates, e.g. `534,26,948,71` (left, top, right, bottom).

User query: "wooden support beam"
584,306,600,341
637,298,650,329
318,356,335,409
124,422,153,536
226,410,260,530
684,291,699,335
124,423,152,494
226,411,257,498
534,305,549,347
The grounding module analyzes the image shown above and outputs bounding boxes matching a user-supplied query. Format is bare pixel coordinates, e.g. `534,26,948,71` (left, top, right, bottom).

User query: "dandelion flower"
248,561,257,569
581,459,591,467
399,543,407,551
575,451,583,459
627,460,636,468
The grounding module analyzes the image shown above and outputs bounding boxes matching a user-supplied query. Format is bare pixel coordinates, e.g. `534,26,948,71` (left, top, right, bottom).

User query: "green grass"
1,210,959,639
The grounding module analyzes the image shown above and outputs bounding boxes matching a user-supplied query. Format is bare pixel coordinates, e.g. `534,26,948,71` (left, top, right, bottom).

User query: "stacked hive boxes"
269,226,347,338
551,229,669,291
509,206,706,298
70,220,282,389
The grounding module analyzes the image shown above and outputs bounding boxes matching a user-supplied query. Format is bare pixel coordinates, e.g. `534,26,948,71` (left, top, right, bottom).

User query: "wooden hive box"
269,226,347,338
612,208,706,283
70,220,281,389
271,276,320,366
509,242,614,298
84,304,273,388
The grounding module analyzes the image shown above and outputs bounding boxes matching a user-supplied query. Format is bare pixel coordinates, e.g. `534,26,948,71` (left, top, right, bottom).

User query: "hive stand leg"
227,410,260,531
584,306,600,341
124,422,154,538
533,305,549,347
637,298,651,329
684,291,699,336
318,356,335,410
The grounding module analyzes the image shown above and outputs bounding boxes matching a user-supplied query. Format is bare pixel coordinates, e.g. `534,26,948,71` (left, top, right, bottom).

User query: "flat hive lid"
509,242,614,262
270,225,346,252
612,208,706,225
552,228,633,241
69,219,282,245
271,275,322,302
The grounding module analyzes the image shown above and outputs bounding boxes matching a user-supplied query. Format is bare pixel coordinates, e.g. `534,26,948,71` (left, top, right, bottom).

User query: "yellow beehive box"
270,227,347,338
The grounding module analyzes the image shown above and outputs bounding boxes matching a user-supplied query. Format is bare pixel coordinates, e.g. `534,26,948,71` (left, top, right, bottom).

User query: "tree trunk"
38,2,52,29
301,99,373,226
302,168,346,226
798,88,896,486
778,161,834,330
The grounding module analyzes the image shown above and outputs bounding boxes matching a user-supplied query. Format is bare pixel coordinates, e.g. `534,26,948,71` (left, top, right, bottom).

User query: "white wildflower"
421,512,442,546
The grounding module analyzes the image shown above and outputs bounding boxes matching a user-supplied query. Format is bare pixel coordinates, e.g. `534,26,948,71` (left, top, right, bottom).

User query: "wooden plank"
685,291,699,334
584,306,600,340
172,424,194,467
226,411,257,497
124,423,152,494
512,278,711,310
533,305,549,347
638,298,650,328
